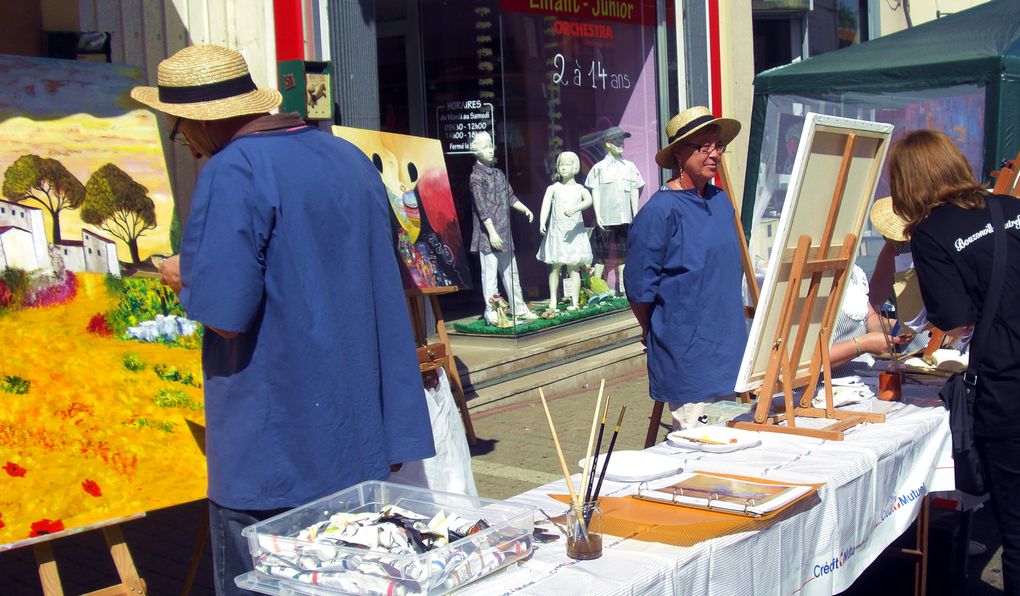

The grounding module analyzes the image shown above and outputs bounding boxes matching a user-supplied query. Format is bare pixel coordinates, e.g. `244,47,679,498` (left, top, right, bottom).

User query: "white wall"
719,1,755,203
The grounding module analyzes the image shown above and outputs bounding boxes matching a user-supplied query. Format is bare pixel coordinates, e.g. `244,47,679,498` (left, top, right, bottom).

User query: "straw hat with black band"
130,45,281,120
869,196,908,242
655,106,741,170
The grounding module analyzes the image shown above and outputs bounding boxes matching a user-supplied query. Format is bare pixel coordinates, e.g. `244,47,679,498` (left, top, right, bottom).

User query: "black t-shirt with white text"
911,194,1020,438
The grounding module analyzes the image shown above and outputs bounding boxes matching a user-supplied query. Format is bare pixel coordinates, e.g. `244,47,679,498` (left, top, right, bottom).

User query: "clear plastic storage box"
235,481,535,595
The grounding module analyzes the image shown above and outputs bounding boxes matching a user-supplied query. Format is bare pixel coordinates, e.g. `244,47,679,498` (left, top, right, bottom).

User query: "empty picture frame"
735,113,893,393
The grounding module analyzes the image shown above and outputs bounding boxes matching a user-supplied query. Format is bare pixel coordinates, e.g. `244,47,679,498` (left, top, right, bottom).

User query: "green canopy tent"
742,0,1020,252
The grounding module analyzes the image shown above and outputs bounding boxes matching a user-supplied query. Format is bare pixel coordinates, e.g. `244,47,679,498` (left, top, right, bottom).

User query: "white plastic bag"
388,368,478,496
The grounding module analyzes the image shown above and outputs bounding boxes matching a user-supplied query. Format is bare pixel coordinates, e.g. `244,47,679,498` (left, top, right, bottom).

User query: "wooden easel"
643,157,760,448
405,286,477,445
32,522,146,595
991,148,1020,197
729,133,885,441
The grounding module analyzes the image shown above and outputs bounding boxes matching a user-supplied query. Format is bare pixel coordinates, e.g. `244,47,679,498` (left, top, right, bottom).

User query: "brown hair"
888,129,986,238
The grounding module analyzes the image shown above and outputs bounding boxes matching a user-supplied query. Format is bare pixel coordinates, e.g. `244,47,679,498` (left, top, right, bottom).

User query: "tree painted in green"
169,206,181,254
81,163,156,265
2,154,85,244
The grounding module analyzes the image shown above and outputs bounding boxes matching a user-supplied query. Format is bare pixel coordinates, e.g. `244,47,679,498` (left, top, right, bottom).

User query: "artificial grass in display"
452,297,629,335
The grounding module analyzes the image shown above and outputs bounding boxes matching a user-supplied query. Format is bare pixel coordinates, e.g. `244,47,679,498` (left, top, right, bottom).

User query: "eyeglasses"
683,142,726,155
169,118,189,146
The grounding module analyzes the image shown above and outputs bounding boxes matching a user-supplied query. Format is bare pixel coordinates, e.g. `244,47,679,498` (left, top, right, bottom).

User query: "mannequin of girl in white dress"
536,151,593,312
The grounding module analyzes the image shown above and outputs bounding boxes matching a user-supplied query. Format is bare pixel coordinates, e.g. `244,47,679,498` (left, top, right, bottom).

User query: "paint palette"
667,426,762,453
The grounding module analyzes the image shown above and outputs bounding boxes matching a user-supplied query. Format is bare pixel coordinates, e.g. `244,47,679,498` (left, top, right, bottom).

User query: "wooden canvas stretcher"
731,115,894,441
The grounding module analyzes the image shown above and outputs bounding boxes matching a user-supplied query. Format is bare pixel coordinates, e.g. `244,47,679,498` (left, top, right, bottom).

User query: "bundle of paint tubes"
253,504,532,594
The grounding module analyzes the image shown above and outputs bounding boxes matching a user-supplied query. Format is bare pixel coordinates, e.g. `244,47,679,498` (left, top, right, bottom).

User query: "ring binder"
631,472,817,518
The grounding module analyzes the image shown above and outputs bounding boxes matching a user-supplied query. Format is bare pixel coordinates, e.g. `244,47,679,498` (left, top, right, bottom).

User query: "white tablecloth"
461,381,953,596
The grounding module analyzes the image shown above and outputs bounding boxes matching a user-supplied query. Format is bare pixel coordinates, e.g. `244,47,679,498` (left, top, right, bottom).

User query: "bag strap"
970,195,1008,370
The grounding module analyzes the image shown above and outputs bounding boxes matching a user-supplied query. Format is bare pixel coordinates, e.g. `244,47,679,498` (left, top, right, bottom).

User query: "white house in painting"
0,199,49,271
0,198,120,276
0,225,37,270
82,229,119,276
56,233,120,277
55,240,86,273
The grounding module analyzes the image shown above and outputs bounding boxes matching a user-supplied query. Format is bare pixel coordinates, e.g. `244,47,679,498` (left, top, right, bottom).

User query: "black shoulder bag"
938,196,1007,495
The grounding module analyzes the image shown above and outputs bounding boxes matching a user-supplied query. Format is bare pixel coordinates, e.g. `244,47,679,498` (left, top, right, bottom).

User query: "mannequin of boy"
538,151,593,312
468,131,538,324
587,134,643,294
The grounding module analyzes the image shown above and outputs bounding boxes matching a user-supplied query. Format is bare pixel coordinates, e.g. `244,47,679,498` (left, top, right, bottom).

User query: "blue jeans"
209,499,288,595
977,436,1020,596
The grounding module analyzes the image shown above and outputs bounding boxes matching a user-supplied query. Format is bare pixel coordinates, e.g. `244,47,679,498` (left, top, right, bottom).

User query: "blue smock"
624,185,747,404
180,125,436,510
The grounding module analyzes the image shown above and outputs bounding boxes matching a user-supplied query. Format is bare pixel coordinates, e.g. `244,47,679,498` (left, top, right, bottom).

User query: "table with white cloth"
460,378,954,596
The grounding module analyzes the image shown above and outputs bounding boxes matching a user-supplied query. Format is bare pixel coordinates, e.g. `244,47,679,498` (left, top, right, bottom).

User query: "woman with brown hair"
890,129,1020,595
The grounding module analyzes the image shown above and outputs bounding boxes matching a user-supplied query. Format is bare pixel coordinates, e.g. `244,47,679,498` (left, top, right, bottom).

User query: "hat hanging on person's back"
130,45,281,121
869,196,908,242
655,106,741,169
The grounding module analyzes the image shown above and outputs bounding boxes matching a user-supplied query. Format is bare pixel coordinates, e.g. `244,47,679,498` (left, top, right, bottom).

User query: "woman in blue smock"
624,106,747,431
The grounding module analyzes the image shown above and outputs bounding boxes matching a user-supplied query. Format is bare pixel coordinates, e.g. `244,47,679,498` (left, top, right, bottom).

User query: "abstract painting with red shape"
3,462,26,477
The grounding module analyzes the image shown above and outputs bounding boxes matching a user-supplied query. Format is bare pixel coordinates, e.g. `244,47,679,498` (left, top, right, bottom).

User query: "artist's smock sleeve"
179,152,272,333
911,227,976,331
624,199,674,303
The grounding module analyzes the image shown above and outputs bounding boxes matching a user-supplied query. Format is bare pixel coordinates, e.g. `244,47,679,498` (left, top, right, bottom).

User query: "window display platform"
448,310,645,413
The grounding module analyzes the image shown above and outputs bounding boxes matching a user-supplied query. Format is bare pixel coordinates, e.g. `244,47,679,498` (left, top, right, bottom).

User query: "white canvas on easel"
736,114,894,393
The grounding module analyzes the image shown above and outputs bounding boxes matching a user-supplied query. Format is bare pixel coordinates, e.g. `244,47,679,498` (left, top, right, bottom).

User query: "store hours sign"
437,100,495,154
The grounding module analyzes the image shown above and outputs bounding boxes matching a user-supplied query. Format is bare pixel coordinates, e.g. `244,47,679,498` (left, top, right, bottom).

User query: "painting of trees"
2,154,85,243
81,163,156,265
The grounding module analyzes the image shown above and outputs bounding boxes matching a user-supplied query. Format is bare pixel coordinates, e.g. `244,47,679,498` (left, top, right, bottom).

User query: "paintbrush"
579,379,606,513
588,405,627,524
876,303,900,368
583,390,612,507
538,388,589,539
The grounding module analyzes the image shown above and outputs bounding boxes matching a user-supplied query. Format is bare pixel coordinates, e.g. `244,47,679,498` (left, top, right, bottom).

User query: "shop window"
808,0,864,56
419,0,663,315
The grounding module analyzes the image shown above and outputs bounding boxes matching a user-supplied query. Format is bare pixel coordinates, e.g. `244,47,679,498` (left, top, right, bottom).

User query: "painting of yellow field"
0,56,205,548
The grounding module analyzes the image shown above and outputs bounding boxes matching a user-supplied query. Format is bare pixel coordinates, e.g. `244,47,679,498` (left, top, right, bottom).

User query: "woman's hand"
858,331,911,355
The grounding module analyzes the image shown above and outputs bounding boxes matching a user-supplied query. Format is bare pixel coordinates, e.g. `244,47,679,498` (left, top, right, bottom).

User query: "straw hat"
130,45,281,120
655,106,741,169
869,196,908,242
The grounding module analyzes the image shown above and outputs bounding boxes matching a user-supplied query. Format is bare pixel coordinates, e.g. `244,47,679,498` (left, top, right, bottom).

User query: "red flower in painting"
0,513,5,530
29,519,64,537
3,462,26,477
82,479,102,497
86,312,112,337
0,281,12,308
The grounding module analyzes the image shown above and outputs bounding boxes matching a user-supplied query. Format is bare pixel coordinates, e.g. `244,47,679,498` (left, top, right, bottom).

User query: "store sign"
500,0,656,25
436,100,495,154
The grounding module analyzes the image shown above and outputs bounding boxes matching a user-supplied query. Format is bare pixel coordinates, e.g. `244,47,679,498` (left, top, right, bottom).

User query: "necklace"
667,172,694,191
